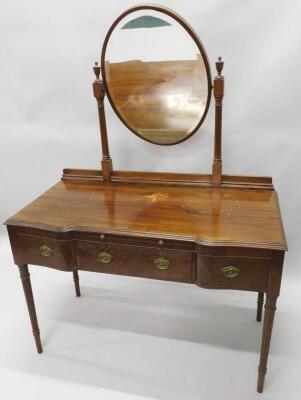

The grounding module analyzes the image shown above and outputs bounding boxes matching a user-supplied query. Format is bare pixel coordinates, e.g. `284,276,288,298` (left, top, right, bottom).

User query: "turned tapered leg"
256,292,264,322
257,295,277,393
72,269,81,297
18,265,43,353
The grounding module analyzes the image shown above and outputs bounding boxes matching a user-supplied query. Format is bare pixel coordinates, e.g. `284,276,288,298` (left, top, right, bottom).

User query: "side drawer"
197,255,270,291
76,241,193,283
10,233,73,271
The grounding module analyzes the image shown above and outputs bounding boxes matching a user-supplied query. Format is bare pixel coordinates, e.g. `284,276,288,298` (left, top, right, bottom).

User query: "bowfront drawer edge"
8,231,74,271
197,253,271,292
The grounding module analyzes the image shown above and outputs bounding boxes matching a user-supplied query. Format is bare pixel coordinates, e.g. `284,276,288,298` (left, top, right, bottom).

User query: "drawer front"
76,241,193,283
11,233,73,271
197,255,269,291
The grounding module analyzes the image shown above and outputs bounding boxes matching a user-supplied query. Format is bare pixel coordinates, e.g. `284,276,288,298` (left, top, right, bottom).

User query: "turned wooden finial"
93,61,101,80
216,56,224,76
93,61,105,101
214,57,224,99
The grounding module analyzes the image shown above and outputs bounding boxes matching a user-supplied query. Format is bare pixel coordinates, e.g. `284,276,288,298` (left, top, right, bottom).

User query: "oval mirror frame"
101,5,212,145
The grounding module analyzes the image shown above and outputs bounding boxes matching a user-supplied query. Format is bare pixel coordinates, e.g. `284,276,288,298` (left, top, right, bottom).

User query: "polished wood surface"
198,253,269,291
212,57,224,185
18,265,42,353
5,175,286,393
6,177,286,250
93,62,112,181
258,250,284,392
6,171,286,392
63,168,275,189
257,292,264,322
72,269,81,297
76,241,193,282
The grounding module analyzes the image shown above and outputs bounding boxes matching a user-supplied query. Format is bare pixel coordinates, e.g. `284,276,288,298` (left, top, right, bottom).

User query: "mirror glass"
102,8,211,145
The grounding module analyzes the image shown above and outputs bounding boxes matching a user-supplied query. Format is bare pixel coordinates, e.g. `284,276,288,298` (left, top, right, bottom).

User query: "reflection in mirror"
103,9,210,145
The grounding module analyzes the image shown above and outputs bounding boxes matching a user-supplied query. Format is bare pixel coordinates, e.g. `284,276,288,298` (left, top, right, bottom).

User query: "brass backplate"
39,245,53,257
222,266,240,278
153,257,170,270
97,251,113,264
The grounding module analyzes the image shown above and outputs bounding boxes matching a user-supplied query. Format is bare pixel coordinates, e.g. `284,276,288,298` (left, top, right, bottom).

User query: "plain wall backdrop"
1,1,301,399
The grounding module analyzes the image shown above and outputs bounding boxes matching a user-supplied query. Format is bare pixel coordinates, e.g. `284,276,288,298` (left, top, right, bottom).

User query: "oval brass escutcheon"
153,257,170,270
97,251,113,264
39,245,53,257
222,266,240,278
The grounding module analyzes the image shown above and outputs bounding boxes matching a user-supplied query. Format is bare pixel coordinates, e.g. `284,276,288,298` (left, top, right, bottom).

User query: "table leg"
72,269,81,297
18,265,43,353
257,295,277,393
256,292,264,322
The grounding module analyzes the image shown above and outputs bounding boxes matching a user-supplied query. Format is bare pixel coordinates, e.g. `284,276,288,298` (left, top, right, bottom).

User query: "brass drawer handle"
97,251,113,264
153,257,170,270
40,245,53,257
222,266,240,278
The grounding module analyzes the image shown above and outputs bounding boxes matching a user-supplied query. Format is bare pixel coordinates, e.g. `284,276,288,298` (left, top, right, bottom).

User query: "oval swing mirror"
101,5,212,145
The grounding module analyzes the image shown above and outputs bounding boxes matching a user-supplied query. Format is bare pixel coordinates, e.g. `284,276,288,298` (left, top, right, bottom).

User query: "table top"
5,180,287,250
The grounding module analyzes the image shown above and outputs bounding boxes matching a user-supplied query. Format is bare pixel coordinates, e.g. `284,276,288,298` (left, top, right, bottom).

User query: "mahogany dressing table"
5,5,287,393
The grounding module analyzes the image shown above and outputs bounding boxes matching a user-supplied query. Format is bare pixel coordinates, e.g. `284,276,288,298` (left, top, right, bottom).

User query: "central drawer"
75,241,193,283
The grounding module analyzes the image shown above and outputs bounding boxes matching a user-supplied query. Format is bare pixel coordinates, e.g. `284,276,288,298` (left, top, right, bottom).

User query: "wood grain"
5,179,286,250
76,241,193,282
18,265,43,353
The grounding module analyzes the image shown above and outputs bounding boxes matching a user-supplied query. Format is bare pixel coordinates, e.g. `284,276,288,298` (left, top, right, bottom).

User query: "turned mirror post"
212,57,224,185
93,62,112,182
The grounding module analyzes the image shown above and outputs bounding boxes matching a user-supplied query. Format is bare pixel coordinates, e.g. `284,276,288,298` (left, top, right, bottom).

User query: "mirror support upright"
93,62,112,182
212,57,224,186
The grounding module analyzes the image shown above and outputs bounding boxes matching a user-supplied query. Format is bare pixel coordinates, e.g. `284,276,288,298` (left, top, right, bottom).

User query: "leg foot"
72,269,81,297
257,295,277,393
256,292,264,322
18,265,43,353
